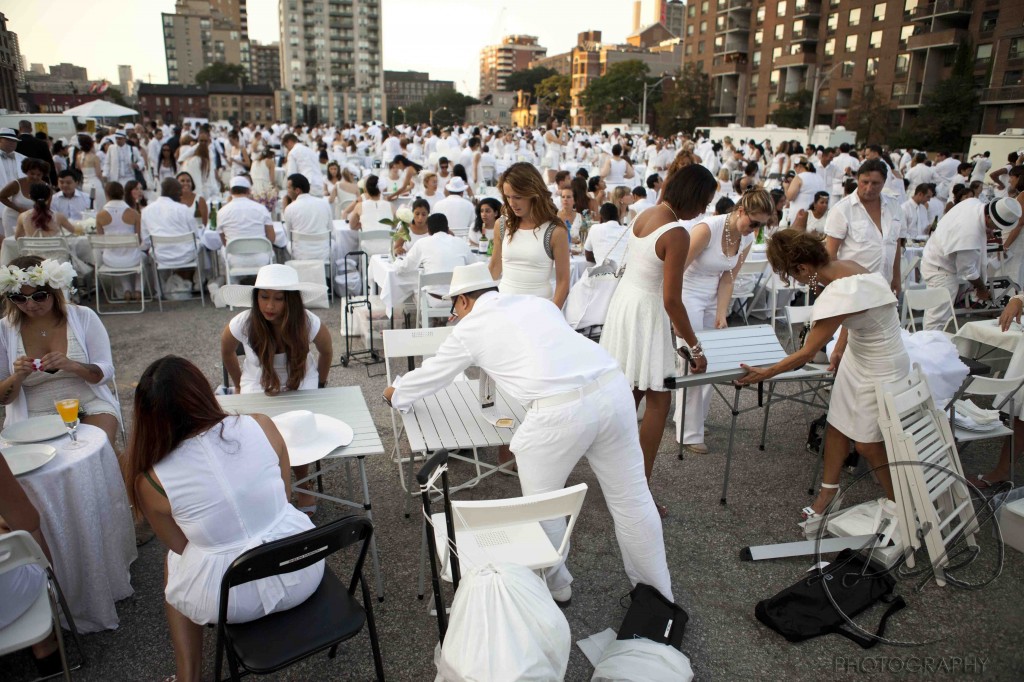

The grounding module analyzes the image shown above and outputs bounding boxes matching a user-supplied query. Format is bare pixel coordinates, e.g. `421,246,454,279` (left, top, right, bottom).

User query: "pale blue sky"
4,0,661,95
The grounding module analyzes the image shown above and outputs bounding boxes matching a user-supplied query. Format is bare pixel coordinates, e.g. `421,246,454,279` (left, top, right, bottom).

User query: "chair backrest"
0,530,50,577
290,230,330,244
383,327,454,382
449,483,589,559
785,305,815,326
418,271,453,289
17,237,71,261
737,260,767,278
224,236,274,256
150,232,198,247
955,373,1024,411
89,234,141,250
359,229,393,257
903,287,959,332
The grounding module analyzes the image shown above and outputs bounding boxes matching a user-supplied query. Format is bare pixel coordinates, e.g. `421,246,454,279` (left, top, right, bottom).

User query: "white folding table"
217,386,387,600
668,325,833,504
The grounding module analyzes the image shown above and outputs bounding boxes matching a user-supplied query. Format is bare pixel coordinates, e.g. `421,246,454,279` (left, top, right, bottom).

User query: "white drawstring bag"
434,563,570,682
564,261,621,330
591,639,694,682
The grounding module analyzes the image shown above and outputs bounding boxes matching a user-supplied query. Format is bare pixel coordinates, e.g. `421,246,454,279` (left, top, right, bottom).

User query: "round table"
13,424,136,633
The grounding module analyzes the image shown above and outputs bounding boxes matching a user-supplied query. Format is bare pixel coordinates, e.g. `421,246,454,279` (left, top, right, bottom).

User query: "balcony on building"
911,0,972,23
790,25,819,44
895,89,923,108
720,13,751,34
793,0,821,19
981,86,1024,105
712,54,748,76
774,50,818,68
906,27,966,51
720,0,753,14
714,35,749,58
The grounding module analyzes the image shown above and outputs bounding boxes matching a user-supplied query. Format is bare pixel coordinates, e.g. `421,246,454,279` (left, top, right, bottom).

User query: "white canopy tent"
62,100,138,118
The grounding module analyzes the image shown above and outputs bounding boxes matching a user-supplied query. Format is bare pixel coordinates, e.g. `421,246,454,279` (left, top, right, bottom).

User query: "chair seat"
223,569,365,674
431,513,560,581
0,584,52,656
96,264,142,275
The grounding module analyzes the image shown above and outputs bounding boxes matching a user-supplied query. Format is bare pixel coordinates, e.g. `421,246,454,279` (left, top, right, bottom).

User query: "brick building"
137,83,210,122
383,70,454,111
0,13,21,111
479,35,547,95
207,83,275,122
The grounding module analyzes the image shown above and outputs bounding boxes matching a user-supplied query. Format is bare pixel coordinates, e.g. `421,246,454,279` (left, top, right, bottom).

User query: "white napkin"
576,628,618,667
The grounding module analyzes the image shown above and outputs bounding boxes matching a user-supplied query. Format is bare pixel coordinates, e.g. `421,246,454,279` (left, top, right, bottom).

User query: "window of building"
688,4,696,17
700,20,707,33
842,62,855,78
998,106,1017,125
846,35,858,52
977,44,993,63
757,6,766,23
870,30,883,49
1004,71,1023,87
849,8,861,26
754,30,763,47
717,16,725,31
1011,38,1024,59
826,13,838,34
895,53,910,75
903,0,918,17
751,73,760,89
892,82,907,97
777,1,787,18
790,44,804,55
873,2,886,21
773,46,783,60
752,50,762,66
866,58,879,77
899,25,914,50
698,40,705,54
825,38,835,56
685,43,692,55
770,69,781,89
980,11,998,34
687,24,694,36
775,25,784,40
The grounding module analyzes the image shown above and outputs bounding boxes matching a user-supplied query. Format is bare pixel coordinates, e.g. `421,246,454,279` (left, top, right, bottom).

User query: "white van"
0,114,98,140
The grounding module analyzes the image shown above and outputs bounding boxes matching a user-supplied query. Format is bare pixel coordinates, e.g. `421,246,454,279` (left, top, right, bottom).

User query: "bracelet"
688,342,705,359
1013,293,1024,304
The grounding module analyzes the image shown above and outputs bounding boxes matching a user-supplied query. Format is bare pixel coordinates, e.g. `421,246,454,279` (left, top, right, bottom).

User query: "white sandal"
800,482,840,533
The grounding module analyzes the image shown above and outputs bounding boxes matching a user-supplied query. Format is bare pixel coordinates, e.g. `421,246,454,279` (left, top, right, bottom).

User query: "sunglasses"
8,291,51,304
747,219,766,229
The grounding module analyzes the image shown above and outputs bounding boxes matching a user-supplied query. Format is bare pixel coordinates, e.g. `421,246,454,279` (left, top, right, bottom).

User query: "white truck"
968,129,1024,167
696,123,857,149
0,114,97,139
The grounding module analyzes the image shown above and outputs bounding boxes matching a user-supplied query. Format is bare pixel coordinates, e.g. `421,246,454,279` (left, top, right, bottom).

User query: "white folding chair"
149,232,206,312
417,271,454,329
902,286,959,336
17,237,72,264
947,374,1024,486
88,235,146,315
358,229,393,258
222,237,274,300
732,259,768,324
289,230,334,302
782,304,815,353
0,531,86,681
901,255,921,290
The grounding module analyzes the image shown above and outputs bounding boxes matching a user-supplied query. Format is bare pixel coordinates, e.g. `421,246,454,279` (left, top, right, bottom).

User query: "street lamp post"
641,73,676,131
807,61,854,143
429,106,448,125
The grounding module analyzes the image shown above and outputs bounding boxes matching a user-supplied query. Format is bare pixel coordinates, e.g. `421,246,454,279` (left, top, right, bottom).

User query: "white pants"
509,374,673,601
920,264,959,332
676,290,716,444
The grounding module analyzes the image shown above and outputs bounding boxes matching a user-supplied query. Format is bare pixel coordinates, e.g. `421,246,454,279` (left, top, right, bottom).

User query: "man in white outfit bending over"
383,263,672,606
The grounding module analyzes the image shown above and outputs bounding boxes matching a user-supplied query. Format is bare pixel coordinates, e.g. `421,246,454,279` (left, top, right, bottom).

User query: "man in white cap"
921,196,1023,330
431,176,475,238
0,128,26,191
383,263,673,606
217,176,275,268
104,132,140,187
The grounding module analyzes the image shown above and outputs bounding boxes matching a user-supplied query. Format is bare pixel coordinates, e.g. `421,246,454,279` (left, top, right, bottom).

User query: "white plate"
2,444,57,476
1,415,67,444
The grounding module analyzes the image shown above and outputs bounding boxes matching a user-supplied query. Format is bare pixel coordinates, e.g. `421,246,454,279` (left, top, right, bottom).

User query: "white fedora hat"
445,177,468,193
271,410,353,466
442,262,500,299
219,264,327,308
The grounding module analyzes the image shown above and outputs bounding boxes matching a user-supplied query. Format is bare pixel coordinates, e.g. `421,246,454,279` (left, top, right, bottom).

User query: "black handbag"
755,549,906,648
617,583,688,650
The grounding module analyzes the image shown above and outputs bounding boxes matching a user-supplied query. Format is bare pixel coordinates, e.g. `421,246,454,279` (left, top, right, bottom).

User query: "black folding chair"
417,449,460,643
213,516,385,681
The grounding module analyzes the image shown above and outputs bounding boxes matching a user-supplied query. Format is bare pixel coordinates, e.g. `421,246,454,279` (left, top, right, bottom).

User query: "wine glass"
55,398,84,449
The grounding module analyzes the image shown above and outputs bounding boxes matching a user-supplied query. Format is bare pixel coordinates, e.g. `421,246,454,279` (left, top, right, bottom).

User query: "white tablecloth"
15,424,136,633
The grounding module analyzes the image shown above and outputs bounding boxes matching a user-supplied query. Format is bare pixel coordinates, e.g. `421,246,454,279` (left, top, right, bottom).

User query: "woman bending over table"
736,229,909,523
220,264,331,515
126,356,323,682
0,256,120,446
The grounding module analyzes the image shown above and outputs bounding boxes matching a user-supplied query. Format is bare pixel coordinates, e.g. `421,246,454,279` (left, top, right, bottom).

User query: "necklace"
662,203,680,222
722,213,737,288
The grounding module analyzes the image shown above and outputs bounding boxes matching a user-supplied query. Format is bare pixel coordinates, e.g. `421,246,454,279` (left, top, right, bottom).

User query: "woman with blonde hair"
182,137,218,201
417,170,442,211
610,185,635,225
488,162,571,305
676,189,773,452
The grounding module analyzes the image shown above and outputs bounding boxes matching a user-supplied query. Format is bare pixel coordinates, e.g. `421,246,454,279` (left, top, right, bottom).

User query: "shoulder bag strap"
830,594,906,649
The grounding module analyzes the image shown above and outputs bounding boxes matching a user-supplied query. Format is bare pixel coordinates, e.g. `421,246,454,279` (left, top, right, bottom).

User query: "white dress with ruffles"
812,273,909,442
156,415,323,625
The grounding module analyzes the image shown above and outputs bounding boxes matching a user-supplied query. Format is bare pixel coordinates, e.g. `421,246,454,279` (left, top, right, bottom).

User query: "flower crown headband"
0,260,77,296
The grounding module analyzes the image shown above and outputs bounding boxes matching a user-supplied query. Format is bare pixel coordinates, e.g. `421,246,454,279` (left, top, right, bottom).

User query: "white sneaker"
684,443,709,455
550,585,571,607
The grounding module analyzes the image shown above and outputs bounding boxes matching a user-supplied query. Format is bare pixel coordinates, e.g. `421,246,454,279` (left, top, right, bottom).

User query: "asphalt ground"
2,300,1022,681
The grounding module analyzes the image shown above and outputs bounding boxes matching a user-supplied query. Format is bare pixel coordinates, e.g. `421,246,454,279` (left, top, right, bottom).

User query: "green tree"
195,62,248,86
910,40,980,152
580,60,650,126
504,67,558,96
653,64,711,135
769,89,813,128
848,88,897,145
403,88,480,126
535,74,572,122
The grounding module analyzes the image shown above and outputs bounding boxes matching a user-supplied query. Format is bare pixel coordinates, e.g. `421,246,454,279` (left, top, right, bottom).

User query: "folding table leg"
758,380,776,451
357,457,385,602
720,385,743,505
417,519,428,600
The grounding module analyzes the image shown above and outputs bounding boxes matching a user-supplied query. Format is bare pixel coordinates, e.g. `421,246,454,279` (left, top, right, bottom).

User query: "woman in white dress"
393,198,430,256
737,229,910,522
182,139,219,201
471,197,501,248
249,148,277,198
176,172,208,228
416,171,442,211
676,190,772,452
488,162,570,304
556,187,582,243
599,143,634,191
75,136,106,210
0,256,120,446
347,175,393,231
226,131,250,178
1,159,50,237
541,122,567,184
601,165,718,515
220,265,332,515
383,155,422,201
95,182,143,301
126,356,323,682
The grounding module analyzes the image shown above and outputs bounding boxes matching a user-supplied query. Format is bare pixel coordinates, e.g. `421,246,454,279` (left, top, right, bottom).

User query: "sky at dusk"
5,0,661,95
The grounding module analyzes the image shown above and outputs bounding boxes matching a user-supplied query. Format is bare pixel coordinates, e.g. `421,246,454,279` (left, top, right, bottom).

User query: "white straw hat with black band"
219,264,327,308
986,197,1023,229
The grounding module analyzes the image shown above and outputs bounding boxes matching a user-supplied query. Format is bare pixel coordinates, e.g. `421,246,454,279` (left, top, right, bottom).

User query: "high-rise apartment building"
479,35,547,95
383,70,454,110
162,0,250,85
683,0,1024,136
0,13,18,111
279,0,384,124
250,41,281,88
660,0,686,38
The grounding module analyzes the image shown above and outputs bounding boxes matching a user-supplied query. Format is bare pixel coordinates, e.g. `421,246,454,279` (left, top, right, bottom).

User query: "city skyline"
5,0,658,96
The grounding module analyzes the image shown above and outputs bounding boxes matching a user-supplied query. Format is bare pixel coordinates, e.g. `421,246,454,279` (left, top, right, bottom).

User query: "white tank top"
102,200,134,236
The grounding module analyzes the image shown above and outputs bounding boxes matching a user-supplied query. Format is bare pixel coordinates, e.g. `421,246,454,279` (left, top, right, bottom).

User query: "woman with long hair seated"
736,229,909,524
0,256,121,446
14,183,79,239
125,355,323,682
95,181,143,301
219,264,332,515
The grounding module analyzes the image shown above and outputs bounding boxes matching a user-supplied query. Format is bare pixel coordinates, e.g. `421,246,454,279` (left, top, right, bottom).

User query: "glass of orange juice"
55,398,83,449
